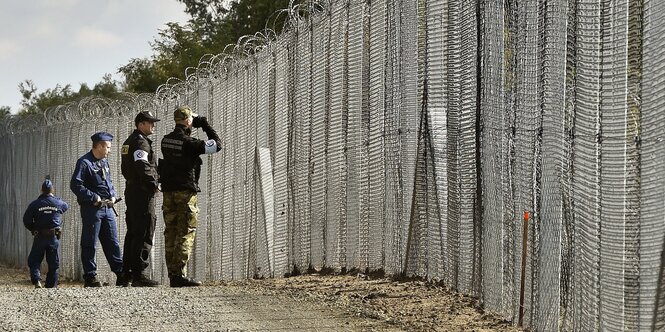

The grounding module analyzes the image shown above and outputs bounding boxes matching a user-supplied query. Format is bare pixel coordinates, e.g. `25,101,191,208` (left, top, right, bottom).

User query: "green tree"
120,0,292,93
0,106,10,120
120,23,210,93
222,0,292,38
17,75,121,115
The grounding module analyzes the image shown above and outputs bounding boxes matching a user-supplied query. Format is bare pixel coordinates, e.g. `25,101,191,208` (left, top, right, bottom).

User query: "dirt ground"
1,264,522,331
220,273,522,332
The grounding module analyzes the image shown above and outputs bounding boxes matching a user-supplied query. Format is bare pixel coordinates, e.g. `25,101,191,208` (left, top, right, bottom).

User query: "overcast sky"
0,0,193,113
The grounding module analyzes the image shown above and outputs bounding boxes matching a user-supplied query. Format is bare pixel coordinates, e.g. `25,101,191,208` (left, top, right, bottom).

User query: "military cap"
173,105,198,121
91,131,113,142
41,179,53,191
135,111,160,123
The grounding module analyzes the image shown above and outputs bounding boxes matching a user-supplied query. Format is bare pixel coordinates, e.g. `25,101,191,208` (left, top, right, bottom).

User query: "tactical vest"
159,127,202,192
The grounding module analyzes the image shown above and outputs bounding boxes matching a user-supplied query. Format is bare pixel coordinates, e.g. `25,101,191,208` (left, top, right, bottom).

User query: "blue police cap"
42,179,53,191
91,131,113,142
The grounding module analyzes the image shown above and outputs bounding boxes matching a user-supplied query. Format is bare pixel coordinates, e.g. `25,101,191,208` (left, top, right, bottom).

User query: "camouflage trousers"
162,191,199,278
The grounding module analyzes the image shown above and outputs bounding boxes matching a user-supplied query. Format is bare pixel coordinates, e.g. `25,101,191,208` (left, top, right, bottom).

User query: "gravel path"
0,266,400,331
0,265,520,331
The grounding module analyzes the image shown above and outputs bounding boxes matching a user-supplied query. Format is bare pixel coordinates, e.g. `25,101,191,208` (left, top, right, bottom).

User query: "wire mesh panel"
572,0,603,330
445,0,463,289
194,78,210,281
458,0,480,295
641,1,665,331
208,77,225,280
273,37,291,277
367,0,387,273
424,0,447,284
623,1,643,330
309,11,330,271
561,1,579,328
399,0,420,279
293,20,313,272
255,50,275,277
598,1,630,331
245,59,259,279
220,68,236,280
405,0,437,279
384,0,401,276
233,66,248,280
326,0,347,271
479,0,507,315
346,0,366,271
535,0,567,330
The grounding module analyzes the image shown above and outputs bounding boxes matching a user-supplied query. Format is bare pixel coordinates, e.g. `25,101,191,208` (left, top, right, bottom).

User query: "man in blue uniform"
70,131,125,287
23,178,69,288
120,111,161,287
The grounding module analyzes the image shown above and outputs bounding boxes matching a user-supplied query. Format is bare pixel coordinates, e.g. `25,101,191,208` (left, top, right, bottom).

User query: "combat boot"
169,275,202,287
115,272,131,287
132,273,160,287
84,277,102,288
32,280,43,289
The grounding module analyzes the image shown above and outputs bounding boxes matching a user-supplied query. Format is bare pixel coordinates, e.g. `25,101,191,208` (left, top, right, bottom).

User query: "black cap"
135,111,160,123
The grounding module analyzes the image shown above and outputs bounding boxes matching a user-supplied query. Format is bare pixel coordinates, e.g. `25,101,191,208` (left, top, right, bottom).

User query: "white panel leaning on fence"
1,0,665,331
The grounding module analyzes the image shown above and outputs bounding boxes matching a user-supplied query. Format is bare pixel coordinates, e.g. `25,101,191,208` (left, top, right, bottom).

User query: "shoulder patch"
122,145,129,155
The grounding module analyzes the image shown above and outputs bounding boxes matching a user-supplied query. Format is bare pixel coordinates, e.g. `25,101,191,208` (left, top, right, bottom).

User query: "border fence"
1,0,664,330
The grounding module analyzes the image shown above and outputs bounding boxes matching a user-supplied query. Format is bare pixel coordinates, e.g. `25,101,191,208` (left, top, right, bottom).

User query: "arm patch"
134,149,149,162
204,140,218,154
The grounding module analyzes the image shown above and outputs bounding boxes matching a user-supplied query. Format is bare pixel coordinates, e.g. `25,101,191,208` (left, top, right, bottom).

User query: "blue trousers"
80,206,123,280
28,235,59,288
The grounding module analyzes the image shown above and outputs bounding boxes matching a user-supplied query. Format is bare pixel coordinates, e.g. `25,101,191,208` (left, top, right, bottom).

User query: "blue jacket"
23,194,69,231
70,151,117,205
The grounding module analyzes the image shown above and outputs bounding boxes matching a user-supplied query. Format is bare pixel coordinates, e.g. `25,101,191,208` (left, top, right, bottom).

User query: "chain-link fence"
1,0,663,330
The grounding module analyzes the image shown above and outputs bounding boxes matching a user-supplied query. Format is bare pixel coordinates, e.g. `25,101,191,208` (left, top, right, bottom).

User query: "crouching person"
23,178,69,288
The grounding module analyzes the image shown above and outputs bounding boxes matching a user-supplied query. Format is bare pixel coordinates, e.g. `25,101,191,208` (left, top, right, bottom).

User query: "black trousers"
123,188,156,276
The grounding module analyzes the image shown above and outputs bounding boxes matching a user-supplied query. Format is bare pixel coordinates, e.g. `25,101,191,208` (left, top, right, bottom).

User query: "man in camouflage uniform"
159,105,221,287
120,111,161,287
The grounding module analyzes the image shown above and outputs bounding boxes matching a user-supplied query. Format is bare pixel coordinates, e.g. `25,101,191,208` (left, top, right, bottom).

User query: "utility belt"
126,181,156,195
32,228,61,240
80,196,112,207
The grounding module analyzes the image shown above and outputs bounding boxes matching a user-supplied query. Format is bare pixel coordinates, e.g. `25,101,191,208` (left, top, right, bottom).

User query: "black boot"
132,273,160,287
116,272,131,287
84,277,102,288
32,280,43,289
169,275,202,287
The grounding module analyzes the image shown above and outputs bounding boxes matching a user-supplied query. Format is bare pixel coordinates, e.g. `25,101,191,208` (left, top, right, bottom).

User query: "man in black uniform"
120,111,161,287
159,105,221,287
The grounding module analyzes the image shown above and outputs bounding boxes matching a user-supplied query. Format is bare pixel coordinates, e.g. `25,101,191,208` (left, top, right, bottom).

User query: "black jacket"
121,129,159,193
159,124,221,192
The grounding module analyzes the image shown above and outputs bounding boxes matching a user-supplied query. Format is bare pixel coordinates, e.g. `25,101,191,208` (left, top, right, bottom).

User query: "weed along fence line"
1,1,665,331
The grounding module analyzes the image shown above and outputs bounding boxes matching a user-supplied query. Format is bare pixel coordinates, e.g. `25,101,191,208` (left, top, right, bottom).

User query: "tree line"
1,0,291,119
